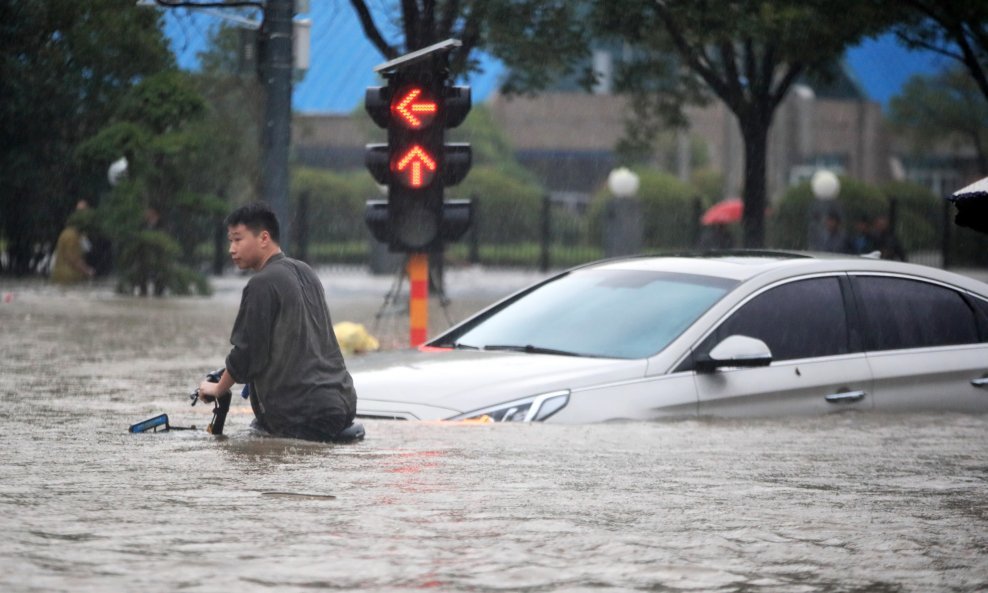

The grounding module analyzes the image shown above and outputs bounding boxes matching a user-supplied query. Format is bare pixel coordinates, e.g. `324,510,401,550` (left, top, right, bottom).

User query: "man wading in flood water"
196,202,358,441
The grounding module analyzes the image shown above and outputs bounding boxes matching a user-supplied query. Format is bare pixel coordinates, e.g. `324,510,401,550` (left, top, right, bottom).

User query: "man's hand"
198,369,235,402
198,379,221,401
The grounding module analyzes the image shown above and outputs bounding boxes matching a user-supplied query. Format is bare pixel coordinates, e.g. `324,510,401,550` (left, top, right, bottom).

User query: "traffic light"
364,41,473,252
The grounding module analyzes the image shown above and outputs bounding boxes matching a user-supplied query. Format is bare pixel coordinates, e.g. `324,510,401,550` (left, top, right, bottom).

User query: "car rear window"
971,296,988,341
853,276,979,351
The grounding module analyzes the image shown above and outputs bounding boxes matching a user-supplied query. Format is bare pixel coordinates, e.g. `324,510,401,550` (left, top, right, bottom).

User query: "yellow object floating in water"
334,322,380,355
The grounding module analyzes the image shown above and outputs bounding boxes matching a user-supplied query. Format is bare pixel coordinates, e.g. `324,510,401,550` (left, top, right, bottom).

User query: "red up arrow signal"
392,87,437,129
393,145,437,188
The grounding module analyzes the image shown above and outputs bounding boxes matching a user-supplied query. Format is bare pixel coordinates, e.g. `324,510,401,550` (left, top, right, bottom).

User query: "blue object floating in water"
129,414,170,433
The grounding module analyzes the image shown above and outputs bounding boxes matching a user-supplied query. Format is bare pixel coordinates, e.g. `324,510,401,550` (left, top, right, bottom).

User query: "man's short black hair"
225,202,280,243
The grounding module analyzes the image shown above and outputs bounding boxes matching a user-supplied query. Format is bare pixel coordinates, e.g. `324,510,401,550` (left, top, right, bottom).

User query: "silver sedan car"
349,253,988,422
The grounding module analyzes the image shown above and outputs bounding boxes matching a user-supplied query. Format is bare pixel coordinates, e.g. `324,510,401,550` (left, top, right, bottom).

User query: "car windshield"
446,269,737,359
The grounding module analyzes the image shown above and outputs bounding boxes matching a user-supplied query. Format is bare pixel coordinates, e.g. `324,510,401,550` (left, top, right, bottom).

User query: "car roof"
584,251,821,282
580,250,988,293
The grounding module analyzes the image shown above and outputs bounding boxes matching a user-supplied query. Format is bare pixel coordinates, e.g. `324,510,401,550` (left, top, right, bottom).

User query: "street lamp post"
809,169,841,251
604,167,642,257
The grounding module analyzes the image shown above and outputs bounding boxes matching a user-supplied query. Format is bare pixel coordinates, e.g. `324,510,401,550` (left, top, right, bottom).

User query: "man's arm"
198,368,235,401
225,281,275,385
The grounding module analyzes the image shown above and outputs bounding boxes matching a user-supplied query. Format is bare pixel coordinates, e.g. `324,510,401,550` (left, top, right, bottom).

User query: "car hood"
347,348,647,420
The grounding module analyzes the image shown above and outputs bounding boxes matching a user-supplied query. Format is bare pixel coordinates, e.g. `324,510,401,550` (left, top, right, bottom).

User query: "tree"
76,70,226,295
348,0,591,91
193,23,264,207
596,0,891,247
889,67,988,175
0,0,173,275
892,1,988,105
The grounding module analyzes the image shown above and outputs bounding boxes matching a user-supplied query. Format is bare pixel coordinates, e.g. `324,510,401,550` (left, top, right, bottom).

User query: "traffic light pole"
363,40,473,348
260,0,294,245
407,253,430,346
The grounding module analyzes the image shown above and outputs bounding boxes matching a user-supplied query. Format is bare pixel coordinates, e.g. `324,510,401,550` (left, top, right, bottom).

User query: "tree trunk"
1,203,33,277
739,116,770,248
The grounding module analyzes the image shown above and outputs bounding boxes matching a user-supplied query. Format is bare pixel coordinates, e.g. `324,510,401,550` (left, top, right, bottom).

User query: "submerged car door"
850,274,988,413
691,275,874,416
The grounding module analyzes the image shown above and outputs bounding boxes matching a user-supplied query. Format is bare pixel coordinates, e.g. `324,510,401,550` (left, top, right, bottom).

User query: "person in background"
138,206,165,296
848,215,875,255
871,215,906,261
818,212,850,253
50,209,94,284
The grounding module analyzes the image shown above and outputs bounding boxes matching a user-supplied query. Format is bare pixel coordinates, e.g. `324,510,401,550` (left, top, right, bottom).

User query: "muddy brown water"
1,276,987,592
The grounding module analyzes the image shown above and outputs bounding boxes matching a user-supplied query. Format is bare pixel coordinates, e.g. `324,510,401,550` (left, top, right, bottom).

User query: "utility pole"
259,0,294,245
145,0,298,245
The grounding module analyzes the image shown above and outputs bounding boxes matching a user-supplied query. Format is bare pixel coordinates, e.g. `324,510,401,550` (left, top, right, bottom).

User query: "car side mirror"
695,335,773,373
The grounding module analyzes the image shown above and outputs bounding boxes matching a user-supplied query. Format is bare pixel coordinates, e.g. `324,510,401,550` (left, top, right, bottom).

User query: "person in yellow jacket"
50,211,94,284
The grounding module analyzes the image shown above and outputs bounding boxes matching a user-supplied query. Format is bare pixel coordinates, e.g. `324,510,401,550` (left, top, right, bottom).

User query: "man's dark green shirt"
225,253,357,440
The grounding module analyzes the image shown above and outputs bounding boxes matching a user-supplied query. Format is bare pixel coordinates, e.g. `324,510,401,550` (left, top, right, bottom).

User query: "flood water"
2,274,987,592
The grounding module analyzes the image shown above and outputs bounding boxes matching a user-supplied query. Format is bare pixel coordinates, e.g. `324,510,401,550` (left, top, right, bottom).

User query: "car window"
701,277,849,362
854,276,979,351
446,269,737,359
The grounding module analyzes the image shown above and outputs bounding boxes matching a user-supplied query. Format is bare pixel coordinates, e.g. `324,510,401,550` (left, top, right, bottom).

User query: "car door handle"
972,377,988,388
825,390,866,404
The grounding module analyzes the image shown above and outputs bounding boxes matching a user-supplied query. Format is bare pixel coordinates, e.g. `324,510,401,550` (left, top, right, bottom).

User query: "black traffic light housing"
363,39,473,252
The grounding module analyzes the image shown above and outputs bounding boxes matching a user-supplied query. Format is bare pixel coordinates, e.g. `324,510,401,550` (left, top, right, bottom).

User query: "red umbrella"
701,198,743,226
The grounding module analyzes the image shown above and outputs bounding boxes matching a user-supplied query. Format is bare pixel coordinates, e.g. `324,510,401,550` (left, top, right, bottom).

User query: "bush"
292,167,378,244
591,169,700,250
879,181,940,252
770,176,886,250
447,165,544,244
690,167,725,205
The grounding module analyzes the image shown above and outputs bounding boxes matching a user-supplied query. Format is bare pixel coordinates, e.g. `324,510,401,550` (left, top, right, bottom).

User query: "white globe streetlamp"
607,167,640,198
811,169,840,201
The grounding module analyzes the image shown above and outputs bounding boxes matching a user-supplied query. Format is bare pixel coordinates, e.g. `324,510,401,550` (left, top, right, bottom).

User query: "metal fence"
290,194,988,273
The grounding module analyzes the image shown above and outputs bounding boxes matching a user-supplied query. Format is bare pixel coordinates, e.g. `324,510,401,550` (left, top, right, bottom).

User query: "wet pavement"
1,265,988,592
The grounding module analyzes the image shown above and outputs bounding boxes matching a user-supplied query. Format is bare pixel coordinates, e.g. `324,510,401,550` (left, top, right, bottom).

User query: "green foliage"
483,2,595,94
590,169,700,249
690,168,726,205
115,70,206,134
292,168,379,243
890,1,988,105
78,71,224,295
76,123,151,172
770,177,886,249
192,23,264,204
66,209,100,235
0,0,173,274
441,108,547,245
593,0,896,246
447,166,544,244
450,106,537,182
880,181,940,252
889,67,988,173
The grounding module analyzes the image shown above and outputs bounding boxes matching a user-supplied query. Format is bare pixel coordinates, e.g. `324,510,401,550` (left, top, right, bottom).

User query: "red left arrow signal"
393,145,437,188
392,87,437,129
